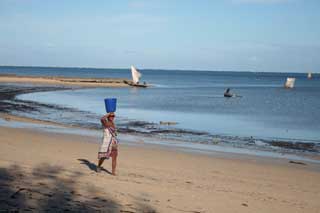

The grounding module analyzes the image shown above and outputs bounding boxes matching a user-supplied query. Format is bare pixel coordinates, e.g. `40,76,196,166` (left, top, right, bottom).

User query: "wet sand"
1,126,320,212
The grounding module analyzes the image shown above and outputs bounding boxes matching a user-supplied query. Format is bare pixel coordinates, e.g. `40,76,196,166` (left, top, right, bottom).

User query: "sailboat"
308,72,312,79
284,77,295,89
124,66,147,88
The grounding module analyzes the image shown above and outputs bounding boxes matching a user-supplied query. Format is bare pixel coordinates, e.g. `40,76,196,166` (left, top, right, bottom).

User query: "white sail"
284,77,295,88
308,72,312,79
131,66,142,84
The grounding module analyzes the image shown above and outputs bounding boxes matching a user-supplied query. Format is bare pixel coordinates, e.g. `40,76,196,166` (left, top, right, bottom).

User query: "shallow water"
1,66,320,156
16,73,320,141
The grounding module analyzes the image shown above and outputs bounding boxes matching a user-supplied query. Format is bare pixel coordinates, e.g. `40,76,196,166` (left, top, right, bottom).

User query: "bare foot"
97,167,101,173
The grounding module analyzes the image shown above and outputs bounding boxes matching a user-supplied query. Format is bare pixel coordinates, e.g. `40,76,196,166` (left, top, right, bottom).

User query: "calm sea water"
1,66,320,156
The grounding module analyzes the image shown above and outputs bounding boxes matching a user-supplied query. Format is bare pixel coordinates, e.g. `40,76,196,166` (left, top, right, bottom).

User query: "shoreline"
1,83,320,162
0,74,132,87
0,126,320,212
1,112,320,165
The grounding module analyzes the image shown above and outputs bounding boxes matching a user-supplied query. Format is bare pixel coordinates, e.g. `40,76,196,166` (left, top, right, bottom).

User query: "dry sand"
0,126,320,212
0,75,131,87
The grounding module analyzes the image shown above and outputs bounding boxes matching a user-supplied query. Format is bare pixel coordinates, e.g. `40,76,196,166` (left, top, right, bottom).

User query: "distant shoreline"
0,74,131,87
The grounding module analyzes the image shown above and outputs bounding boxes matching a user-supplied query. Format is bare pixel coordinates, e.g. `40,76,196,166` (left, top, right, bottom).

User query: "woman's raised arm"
101,113,111,128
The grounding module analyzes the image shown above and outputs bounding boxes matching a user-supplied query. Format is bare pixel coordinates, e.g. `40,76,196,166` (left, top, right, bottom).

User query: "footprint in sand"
128,173,144,178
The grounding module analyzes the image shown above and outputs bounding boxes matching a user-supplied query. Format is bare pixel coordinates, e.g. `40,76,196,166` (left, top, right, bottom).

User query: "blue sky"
0,0,319,72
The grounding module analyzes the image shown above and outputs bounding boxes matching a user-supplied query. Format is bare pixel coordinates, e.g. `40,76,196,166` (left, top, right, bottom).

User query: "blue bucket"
104,98,117,113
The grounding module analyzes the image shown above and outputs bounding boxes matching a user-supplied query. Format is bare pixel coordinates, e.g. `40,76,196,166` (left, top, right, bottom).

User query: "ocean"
1,66,320,159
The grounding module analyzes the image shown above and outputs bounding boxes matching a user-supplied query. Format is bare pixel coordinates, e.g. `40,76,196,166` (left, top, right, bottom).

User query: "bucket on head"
104,98,117,113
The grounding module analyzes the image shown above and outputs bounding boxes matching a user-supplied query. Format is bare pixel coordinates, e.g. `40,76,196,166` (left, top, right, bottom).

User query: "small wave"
253,140,269,147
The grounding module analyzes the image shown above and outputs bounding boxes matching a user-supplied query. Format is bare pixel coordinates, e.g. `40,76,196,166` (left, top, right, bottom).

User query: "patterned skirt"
98,139,118,159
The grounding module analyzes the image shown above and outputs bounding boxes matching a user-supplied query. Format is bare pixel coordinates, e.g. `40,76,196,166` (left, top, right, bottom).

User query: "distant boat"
308,72,312,79
284,77,295,89
223,88,242,98
131,66,141,84
124,66,147,88
224,88,233,98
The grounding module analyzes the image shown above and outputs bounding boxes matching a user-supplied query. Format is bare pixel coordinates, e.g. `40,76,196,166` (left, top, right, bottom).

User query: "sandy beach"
1,126,320,212
0,75,131,87
1,0,320,211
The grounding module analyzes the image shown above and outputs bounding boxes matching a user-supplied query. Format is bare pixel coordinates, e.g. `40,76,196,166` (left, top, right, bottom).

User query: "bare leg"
112,154,117,175
97,158,105,170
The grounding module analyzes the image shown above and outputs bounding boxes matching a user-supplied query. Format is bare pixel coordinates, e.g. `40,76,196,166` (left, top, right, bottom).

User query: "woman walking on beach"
97,112,118,175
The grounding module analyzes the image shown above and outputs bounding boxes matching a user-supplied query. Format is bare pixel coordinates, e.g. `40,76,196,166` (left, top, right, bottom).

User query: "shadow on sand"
0,163,157,212
77,158,112,175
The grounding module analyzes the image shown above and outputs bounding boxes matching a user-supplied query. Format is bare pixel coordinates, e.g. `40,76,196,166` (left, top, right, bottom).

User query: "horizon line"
0,65,318,74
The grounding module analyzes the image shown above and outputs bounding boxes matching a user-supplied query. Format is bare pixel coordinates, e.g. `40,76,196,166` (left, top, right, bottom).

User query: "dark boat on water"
124,80,148,88
224,88,233,97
